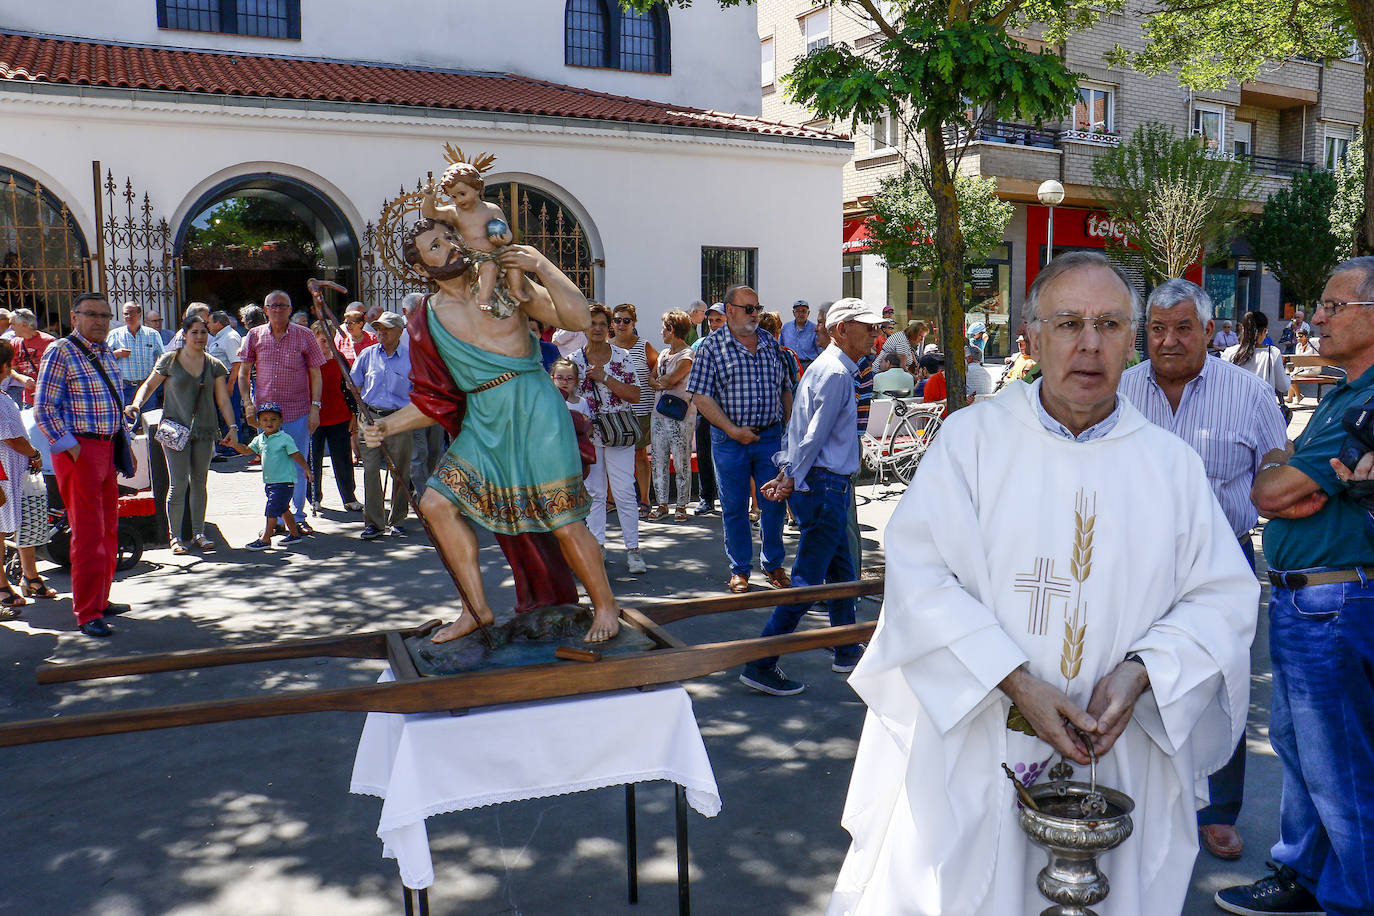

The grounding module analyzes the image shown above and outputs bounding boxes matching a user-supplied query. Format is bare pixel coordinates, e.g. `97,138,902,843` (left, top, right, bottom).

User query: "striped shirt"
1033,379,1122,442
686,328,791,428
1119,355,1288,536
34,332,125,453
625,338,654,416
105,324,164,385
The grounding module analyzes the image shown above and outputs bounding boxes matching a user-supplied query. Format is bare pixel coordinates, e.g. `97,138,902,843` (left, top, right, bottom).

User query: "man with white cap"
740,297,882,695
350,310,413,540
779,298,821,368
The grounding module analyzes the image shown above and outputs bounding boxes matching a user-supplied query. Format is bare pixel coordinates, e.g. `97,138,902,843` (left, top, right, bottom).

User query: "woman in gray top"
126,316,236,554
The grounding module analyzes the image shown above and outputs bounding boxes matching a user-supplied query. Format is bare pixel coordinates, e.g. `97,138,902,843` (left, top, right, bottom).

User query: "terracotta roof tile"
0,31,842,141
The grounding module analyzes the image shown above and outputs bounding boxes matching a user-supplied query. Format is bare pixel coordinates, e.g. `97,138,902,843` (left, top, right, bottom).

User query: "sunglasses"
732,304,763,315
611,317,634,324
344,317,364,324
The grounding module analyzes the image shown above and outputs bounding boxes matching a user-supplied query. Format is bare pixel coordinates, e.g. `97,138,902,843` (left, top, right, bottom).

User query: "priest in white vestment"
829,252,1258,916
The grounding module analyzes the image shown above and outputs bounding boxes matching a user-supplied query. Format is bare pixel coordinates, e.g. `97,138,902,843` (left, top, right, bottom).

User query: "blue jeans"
746,468,856,672
1199,533,1257,827
281,416,310,523
711,425,784,575
1269,569,1374,915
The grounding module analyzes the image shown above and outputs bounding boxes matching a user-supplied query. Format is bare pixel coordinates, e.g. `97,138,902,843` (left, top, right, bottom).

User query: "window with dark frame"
157,0,300,39
701,247,757,306
565,0,669,74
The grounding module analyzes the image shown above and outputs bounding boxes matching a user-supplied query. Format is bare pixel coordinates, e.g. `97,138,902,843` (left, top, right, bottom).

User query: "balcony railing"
1234,152,1318,177
953,119,1059,148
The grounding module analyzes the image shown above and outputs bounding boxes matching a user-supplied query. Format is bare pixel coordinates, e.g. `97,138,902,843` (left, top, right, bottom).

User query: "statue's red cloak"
407,301,580,612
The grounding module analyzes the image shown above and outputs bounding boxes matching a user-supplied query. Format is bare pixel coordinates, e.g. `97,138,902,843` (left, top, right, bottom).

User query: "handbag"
582,349,640,448
22,469,45,499
655,392,689,421
68,336,136,477
154,358,208,452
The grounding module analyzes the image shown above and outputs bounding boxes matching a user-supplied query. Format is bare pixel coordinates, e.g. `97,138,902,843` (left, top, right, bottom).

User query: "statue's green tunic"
427,307,590,535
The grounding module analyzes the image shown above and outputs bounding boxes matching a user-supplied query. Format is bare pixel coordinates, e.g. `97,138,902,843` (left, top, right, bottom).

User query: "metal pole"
625,783,639,903
91,161,108,300
1046,204,1055,266
676,784,690,916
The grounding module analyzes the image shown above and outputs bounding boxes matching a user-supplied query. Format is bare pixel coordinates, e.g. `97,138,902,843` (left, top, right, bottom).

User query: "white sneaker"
626,550,647,574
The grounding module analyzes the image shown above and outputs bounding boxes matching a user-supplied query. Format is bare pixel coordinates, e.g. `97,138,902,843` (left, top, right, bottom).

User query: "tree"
1110,0,1374,255
866,172,1013,280
1091,122,1258,282
625,0,1112,410
1333,133,1365,256
1248,169,1343,307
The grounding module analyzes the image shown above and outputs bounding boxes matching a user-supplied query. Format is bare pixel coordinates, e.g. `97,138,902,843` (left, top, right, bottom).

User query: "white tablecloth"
349,677,721,889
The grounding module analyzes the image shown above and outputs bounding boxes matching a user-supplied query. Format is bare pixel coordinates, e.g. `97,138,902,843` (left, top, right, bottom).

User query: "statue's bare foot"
431,608,495,644
584,606,621,644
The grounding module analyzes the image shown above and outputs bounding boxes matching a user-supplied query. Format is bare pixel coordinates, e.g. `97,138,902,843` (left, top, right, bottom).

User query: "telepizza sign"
1084,211,1135,243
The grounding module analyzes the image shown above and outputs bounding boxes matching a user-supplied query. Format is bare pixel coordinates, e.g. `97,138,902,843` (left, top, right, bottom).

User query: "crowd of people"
5,255,1373,916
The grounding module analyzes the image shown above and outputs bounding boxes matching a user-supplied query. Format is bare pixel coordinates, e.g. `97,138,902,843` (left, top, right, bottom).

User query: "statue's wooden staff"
305,278,495,649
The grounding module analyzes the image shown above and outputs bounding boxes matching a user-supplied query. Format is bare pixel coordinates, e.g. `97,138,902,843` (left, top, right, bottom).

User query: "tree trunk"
924,123,967,409
1356,4,1374,255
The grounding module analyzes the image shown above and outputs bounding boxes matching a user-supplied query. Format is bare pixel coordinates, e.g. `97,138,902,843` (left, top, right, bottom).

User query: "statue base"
406,605,655,676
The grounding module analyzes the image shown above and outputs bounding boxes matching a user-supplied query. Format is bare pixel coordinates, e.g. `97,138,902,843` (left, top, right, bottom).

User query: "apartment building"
758,0,1363,358
0,0,850,335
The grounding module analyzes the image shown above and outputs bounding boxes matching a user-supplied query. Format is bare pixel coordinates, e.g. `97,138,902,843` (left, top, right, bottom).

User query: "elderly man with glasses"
685,284,794,594
106,301,164,407
237,289,326,533
34,293,138,637
832,252,1256,915
1218,257,1374,916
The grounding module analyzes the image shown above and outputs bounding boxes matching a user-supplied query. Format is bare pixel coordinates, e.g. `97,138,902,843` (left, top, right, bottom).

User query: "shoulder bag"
582,349,639,448
67,336,136,477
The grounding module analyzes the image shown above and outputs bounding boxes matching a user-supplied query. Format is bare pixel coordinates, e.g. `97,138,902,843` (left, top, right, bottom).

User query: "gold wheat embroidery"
1060,490,1096,683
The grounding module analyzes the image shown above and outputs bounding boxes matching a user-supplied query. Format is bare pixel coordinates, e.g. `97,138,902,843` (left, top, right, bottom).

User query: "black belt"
748,422,782,435
1268,567,1374,589
366,405,400,417
75,431,119,441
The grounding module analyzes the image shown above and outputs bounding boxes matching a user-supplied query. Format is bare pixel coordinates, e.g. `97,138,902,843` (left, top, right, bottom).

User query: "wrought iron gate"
359,179,434,312
94,162,179,322
486,182,596,300
0,168,91,334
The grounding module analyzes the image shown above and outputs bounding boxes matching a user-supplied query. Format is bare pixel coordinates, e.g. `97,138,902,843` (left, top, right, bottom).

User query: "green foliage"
183,197,323,269
1091,122,1259,282
1333,134,1365,256
783,18,1080,136
866,172,1012,280
1105,0,1353,90
1248,170,1342,306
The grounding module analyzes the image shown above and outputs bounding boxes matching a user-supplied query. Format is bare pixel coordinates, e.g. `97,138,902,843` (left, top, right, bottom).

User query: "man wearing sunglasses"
686,285,794,594
1220,257,1374,916
334,302,377,366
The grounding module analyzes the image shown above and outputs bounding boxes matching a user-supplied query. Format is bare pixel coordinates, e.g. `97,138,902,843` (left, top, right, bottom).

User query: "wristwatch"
310,400,321,407
1258,461,1285,473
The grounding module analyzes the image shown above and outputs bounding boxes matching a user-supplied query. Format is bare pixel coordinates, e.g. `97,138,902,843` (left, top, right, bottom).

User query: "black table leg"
403,886,414,916
418,888,430,916
676,784,690,916
625,783,639,903
402,886,430,915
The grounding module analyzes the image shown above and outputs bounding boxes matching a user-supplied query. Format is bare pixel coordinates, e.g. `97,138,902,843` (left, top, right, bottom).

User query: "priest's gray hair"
1333,256,1374,299
1027,251,1140,324
1146,278,1212,325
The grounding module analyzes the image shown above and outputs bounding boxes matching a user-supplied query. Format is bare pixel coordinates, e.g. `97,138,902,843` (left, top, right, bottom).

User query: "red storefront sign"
1025,205,1201,288
843,217,873,253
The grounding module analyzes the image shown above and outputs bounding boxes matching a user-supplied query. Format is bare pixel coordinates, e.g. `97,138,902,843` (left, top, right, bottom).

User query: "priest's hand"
999,665,1097,765
1085,659,1150,756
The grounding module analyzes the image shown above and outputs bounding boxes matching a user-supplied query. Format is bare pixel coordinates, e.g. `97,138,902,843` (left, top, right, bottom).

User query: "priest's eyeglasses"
1035,312,1132,339
1315,300,1374,316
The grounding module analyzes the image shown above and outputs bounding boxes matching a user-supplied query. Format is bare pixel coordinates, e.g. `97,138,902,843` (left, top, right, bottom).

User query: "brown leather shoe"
767,568,792,589
728,573,750,594
1199,824,1243,860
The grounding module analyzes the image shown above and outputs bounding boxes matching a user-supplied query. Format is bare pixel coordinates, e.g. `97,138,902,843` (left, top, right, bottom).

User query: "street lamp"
1037,179,1065,266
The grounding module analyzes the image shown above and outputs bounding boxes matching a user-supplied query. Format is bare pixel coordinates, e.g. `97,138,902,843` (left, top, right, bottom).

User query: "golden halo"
376,187,432,286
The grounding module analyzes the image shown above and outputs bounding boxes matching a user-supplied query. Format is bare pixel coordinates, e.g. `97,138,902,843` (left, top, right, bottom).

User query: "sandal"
2,590,26,610
647,506,668,520
674,506,688,522
297,520,314,536
193,534,216,551
21,576,57,599
171,541,190,556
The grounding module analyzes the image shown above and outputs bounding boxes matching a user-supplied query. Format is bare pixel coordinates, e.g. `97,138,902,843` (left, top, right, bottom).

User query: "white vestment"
829,382,1257,916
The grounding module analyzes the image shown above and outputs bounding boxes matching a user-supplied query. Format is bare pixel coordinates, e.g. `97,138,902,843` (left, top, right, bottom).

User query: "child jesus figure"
421,162,529,316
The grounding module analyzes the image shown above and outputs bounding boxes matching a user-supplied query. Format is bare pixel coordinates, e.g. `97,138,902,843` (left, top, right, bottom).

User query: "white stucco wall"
0,0,762,115
0,87,846,333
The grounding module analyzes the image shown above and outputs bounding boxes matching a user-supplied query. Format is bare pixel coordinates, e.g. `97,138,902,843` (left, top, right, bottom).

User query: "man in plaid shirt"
237,289,326,530
106,301,164,407
686,285,794,594
34,292,134,638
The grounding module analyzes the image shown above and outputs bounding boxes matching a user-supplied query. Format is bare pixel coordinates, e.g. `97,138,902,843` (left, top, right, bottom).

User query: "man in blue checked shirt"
106,301,164,407
351,310,413,541
686,285,794,594
739,298,883,696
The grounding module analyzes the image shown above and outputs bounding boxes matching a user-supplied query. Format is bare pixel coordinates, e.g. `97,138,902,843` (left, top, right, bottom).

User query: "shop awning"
842,217,873,253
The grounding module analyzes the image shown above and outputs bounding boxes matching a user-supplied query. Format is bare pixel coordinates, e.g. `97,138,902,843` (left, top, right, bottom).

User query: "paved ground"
0,400,1312,915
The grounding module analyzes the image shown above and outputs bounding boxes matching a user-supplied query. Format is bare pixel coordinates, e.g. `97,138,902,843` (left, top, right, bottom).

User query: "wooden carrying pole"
306,279,494,649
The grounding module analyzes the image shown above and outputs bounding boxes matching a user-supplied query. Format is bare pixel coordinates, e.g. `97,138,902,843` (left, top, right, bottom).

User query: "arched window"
0,168,89,334
565,1,670,74
485,182,596,299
